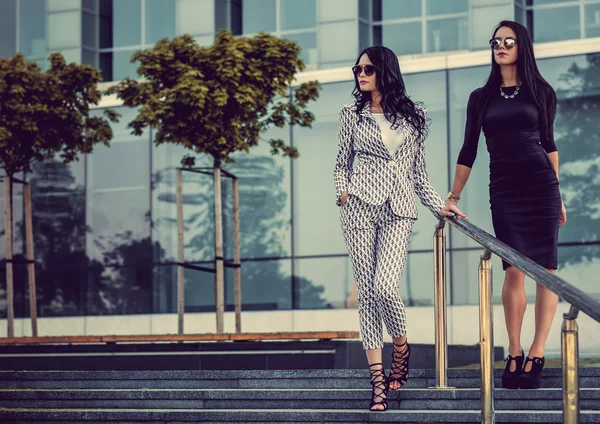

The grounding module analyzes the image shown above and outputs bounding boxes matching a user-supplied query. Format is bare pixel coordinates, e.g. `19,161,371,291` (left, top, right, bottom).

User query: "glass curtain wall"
519,0,600,42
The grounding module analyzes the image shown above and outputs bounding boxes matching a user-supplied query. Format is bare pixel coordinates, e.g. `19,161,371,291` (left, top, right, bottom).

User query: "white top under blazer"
371,112,405,156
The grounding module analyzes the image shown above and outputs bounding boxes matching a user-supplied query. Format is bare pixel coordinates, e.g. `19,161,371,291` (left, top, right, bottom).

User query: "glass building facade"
1,0,600,322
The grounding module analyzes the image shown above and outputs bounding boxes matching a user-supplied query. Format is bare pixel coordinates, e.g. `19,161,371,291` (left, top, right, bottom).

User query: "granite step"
0,387,598,411
0,408,599,423
1,369,598,389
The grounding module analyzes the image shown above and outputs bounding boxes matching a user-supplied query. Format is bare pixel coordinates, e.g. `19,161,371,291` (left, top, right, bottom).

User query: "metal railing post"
479,249,495,424
432,219,451,389
562,306,580,424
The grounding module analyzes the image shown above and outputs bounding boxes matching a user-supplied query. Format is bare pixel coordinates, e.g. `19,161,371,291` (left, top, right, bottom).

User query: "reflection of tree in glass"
27,161,161,316
154,154,328,309
554,53,600,266
87,231,157,315
27,160,94,316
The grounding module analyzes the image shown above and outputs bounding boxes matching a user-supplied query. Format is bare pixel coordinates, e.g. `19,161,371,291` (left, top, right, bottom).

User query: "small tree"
108,30,320,333
0,53,118,337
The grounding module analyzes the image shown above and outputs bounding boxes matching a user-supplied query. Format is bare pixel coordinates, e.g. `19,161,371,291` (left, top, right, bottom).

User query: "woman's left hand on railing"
440,200,467,220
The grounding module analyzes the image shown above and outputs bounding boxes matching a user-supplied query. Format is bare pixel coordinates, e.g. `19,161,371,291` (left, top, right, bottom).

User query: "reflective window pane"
528,6,580,42
427,17,469,53
47,0,80,11
359,0,370,20
585,3,600,38
87,265,153,315
400,252,451,307
151,143,213,264
27,160,86,317
382,0,421,20
320,21,358,65
99,0,142,49
359,20,370,51
225,137,292,259
82,48,97,66
427,0,469,16
83,0,97,11
284,31,317,68
527,0,566,5
226,259,292,310
382,22,422,56
0,0,17,58
86,108,150,265
319,0,357,22
99,49,138,82
19,0,46,57
146,0,177,44
83,11,97,48
294,257,352,309
280,0,316,30
47,11,82,49
243,0,276,33
557,245,600,298
59,47,82,64
177,0,214,36
538,54,600,245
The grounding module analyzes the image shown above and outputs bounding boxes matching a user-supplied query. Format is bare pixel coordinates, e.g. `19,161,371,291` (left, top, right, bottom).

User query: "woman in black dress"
444,20,566,389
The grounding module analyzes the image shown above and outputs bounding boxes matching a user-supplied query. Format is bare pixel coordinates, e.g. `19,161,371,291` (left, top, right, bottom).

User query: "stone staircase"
0,369,598,423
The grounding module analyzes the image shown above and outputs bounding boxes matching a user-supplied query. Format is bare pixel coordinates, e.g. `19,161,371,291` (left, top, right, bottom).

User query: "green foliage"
0,53,119,176
108,30,321,167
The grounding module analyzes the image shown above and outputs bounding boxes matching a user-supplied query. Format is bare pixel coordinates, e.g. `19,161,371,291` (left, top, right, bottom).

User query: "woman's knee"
504,266,525,286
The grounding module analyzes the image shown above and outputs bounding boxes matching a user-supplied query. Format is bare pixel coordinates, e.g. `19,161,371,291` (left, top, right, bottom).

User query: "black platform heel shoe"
388,341,410,390
501,349,524,389
368,363,389,411
518,356,545,389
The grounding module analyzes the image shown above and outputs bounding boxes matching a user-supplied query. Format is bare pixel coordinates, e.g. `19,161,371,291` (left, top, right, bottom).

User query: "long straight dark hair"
480,20,556,140
352,46,427,141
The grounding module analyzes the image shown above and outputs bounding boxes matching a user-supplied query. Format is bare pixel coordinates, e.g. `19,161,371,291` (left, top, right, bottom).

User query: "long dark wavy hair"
479,20,556,141
352,46,427,140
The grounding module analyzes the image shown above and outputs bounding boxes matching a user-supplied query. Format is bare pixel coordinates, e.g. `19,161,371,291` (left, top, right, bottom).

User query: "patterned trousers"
340,195,414,350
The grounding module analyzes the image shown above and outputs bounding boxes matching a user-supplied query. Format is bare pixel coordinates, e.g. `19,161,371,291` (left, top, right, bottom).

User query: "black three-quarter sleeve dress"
457,84,561,270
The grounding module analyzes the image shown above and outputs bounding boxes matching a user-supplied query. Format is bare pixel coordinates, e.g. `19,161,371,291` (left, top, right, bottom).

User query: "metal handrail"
447,217,600,322
432,217,599,424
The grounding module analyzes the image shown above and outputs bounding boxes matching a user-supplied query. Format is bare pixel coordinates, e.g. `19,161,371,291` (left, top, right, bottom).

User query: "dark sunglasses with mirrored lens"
352,64,377,77
489,37,517,50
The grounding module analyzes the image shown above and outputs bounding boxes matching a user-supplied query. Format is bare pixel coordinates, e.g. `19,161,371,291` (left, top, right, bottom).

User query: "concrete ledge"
0,331,360,345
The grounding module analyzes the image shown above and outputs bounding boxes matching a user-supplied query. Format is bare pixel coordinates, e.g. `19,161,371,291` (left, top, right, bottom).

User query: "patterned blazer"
333,101,445,219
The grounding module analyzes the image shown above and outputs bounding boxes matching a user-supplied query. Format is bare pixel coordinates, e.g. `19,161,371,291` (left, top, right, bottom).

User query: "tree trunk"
23,181,38,337
3,176,14,338
232,177,241,333
176,168,185,334
213,163,224,334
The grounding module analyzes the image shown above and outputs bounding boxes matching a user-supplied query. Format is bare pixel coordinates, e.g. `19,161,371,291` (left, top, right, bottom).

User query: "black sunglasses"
352,64,377,77
489,37,517,50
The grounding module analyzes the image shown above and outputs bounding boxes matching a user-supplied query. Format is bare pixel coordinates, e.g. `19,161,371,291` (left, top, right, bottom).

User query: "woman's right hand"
440,199,467,220
339,192,350,205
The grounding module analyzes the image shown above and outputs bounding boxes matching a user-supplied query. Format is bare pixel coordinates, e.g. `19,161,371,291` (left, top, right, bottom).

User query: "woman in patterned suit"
334,46,465,411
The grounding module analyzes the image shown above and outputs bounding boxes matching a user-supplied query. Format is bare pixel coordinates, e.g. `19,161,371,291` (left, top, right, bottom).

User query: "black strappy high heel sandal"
388,341,411,390
368,363,389,411
518,356,545,389
501,349,524,389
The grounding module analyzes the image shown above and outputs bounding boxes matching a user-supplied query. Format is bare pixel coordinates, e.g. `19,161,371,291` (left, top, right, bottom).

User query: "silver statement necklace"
500,82,522,99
